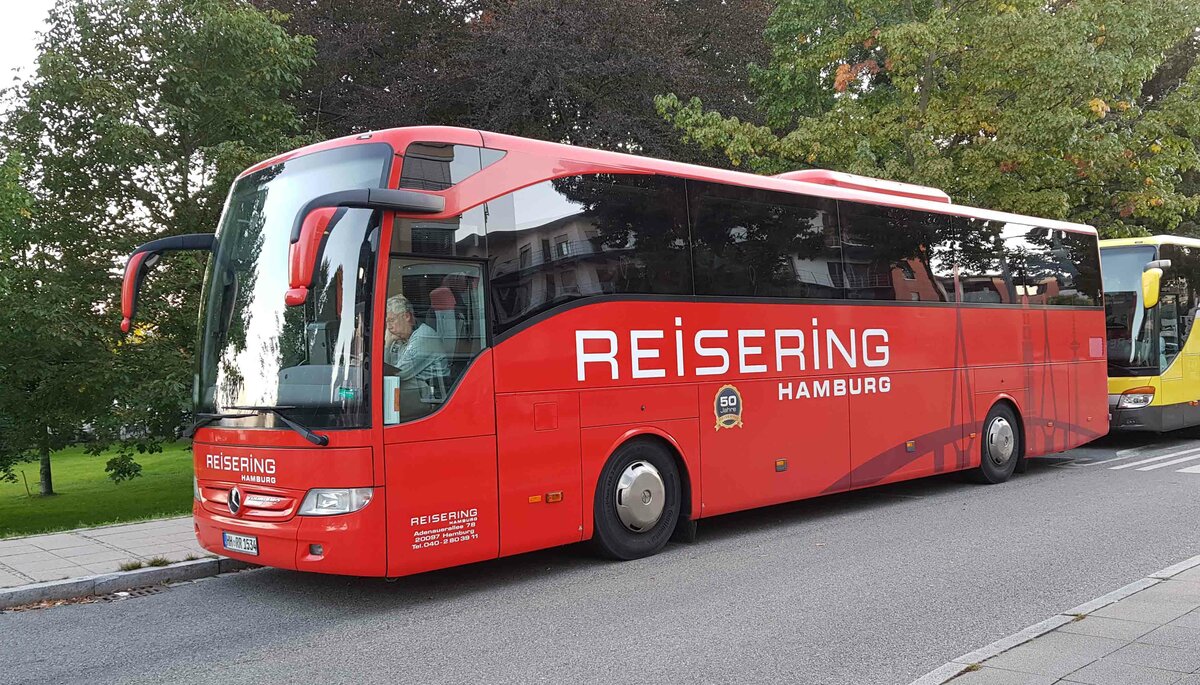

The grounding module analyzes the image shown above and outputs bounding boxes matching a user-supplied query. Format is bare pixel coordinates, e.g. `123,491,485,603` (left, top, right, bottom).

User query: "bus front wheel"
974,404,1022,484
591,439,681,560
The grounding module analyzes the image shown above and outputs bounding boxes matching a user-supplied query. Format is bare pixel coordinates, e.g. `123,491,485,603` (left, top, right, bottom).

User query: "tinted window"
837,203,955,302
1158,244,1200,340
486,175,691,334
1002,225,1101,306
392,205,486,258
951,217,1008,303
689,182,842,298
399,142,504,191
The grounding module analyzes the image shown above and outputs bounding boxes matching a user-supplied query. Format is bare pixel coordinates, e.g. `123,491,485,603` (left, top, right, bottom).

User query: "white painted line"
1074,453,1143,467
1176,464,1200,474
1110,447,1200,470
1136,454,1200,471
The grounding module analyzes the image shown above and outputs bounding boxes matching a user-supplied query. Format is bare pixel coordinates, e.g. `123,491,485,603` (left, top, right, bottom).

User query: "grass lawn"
0,443,193,538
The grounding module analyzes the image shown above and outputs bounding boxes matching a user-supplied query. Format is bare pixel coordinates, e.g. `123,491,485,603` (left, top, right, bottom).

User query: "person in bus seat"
384,293,450,402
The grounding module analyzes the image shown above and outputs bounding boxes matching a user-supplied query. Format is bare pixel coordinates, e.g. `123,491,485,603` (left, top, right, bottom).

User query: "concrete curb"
0,557,257,610
907,552,1200,684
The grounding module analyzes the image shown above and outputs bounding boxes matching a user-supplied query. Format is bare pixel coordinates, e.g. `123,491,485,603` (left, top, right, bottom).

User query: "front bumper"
193,494,387,577
1108,403,1166,432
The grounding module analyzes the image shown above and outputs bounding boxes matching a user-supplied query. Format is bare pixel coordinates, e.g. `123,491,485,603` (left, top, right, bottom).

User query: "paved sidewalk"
0,517,205,587
948,564,1200,684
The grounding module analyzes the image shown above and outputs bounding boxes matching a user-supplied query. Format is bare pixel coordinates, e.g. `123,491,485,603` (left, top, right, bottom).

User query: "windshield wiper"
229,405,330,446
183,412,256,438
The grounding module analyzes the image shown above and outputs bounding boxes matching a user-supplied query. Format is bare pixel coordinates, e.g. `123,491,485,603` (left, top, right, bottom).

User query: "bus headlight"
298,488,373,516
1117,387,1155,409
194,475,202,502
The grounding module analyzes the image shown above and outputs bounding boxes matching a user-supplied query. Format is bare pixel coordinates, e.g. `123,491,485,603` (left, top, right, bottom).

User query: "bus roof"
242,125,1098,236
1101,235,1200,249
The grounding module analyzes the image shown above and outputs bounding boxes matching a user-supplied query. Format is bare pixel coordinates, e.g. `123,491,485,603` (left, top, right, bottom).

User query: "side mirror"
287,207,341,306
121,233,215,332
287,188,444,306
1142,268,1163,309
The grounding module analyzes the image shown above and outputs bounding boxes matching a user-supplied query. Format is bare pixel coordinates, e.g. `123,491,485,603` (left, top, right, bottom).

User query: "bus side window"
836,203,954,302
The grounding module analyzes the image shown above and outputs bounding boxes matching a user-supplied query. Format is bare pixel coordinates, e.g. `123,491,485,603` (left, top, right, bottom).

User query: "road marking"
1177,464,1200,474
1066,443,1188,467
1074,453,1143,467
1137,454,1200,471
1110,447,1200,470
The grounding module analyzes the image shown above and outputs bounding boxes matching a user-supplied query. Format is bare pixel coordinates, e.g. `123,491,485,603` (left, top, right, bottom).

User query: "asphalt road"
3,433,1199,685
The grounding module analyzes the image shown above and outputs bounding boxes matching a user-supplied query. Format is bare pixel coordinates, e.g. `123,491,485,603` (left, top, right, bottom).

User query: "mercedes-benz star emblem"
228,486,242,515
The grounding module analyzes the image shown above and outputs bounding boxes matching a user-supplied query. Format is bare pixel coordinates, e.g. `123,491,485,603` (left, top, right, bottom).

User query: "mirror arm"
121,233,216,332
289,188,445,244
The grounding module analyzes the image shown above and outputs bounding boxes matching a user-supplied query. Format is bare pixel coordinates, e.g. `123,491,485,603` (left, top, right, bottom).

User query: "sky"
0,1,55,85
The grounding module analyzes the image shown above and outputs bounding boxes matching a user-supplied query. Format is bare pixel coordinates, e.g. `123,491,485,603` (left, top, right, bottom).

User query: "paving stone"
0,571,30,588
28,534,87,551
1171,566,1200,583
1107,642,1200,673
982,632,1126,678
25,568,75,582
948,666,1058,684
1168,609,1200,631
8,560,84,574
1056,616,1158,642
0,544,41,558
1141,581,1200,601
50,544,107,558
1092,598,1197,625
5,552,79,569
1137,624,1200,650
64,551,132,566
81,563,125,574
1061,657,1185,685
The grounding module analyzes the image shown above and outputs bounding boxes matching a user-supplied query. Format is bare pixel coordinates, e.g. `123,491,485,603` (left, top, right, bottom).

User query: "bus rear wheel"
973,404,1021,484
591,439,680,560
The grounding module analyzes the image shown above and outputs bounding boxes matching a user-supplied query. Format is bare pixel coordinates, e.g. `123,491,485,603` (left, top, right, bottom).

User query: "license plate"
222,532,259,556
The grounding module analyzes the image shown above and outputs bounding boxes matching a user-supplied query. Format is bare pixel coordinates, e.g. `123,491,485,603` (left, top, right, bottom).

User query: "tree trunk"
39,427,54,496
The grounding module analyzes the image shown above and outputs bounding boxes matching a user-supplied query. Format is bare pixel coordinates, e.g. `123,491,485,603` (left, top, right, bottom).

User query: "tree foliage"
659,0,1200,236
256,0,772,163
0,0,315,484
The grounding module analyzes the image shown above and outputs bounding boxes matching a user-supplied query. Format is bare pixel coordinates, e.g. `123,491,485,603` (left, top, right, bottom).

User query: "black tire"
973,404,1022,484
591,439,681,560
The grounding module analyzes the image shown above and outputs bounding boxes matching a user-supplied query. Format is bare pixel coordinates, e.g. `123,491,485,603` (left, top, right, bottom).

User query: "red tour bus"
121,126,1108,577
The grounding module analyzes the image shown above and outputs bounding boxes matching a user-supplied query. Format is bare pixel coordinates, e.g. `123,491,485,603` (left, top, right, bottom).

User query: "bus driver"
384,293,450,395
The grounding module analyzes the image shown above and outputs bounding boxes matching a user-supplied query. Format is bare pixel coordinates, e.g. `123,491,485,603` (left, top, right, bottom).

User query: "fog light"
309,544,324,556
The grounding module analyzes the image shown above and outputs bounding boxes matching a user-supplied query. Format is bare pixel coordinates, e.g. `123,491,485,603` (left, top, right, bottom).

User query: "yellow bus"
1101,235,1200,431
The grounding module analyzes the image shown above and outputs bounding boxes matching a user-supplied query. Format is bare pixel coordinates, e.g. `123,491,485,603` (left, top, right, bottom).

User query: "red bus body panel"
188,126,1107,578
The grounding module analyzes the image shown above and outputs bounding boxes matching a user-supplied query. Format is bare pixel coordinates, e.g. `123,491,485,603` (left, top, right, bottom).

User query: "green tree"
1,0,315,490
659,0,1200,236
257,0,772,165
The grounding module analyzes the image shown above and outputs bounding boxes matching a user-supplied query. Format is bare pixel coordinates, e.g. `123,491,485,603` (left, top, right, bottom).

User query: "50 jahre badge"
714,384,744,430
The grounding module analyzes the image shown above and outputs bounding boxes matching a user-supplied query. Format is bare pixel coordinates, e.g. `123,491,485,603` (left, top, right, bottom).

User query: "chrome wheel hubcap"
615,461,665,533
987,417,1015,466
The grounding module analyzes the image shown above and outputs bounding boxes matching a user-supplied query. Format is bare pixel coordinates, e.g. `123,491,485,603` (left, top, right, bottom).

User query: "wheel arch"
988,395,1027,461
587,426,697,539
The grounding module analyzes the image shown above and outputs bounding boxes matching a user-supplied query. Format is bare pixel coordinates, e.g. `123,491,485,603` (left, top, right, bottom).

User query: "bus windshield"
1101,245,1159,376
196,144,391,429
